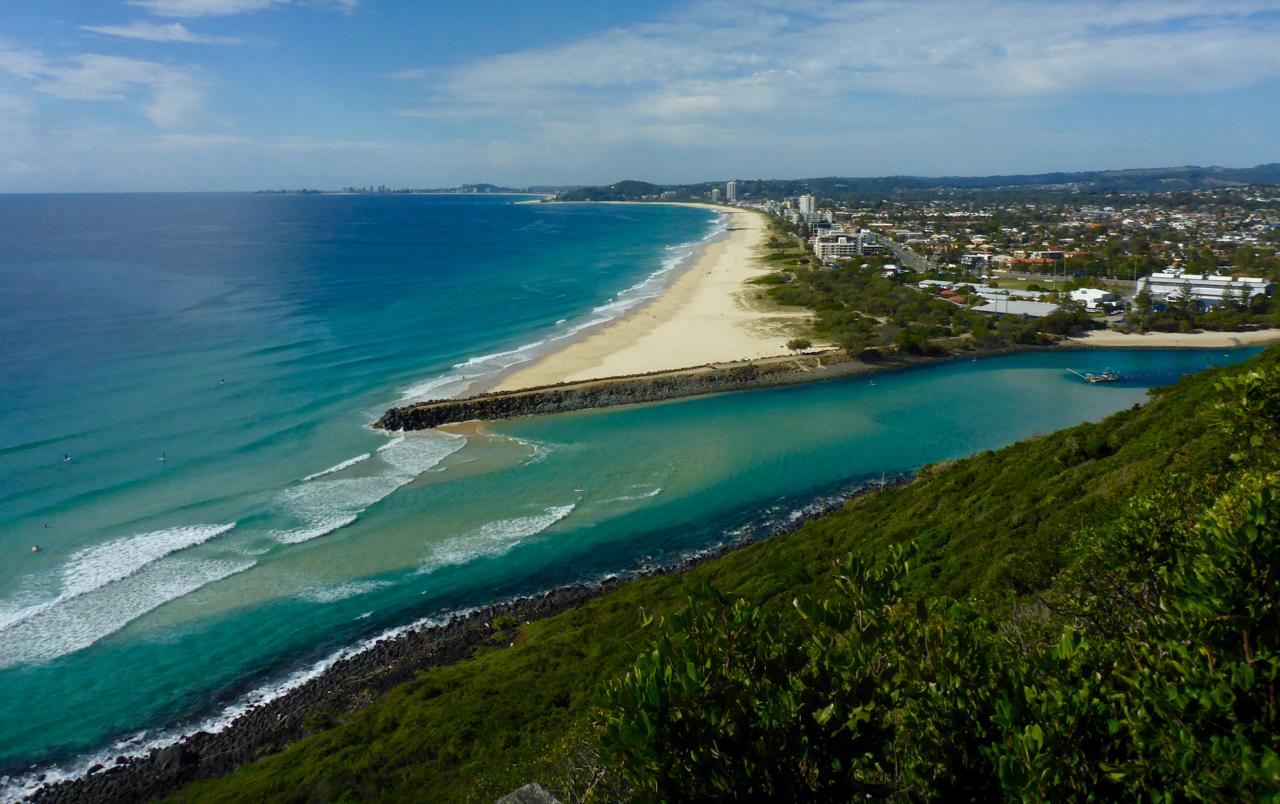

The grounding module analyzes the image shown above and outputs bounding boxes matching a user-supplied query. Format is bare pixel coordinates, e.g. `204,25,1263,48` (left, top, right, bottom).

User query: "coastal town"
718,182,1280,341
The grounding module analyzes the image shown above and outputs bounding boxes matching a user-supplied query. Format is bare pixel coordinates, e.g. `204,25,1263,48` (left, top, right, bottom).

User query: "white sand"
1071,329,1280,349
494,205,804,390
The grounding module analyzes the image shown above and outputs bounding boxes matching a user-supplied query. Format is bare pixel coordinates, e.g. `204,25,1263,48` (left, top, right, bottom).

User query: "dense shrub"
600,365,1280,800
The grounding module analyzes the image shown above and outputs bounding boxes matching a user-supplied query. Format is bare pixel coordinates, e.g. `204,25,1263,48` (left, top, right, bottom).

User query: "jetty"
375,351,868,430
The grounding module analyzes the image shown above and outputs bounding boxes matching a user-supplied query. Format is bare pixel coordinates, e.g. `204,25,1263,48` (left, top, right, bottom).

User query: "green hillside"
556,181,668,202
173,347,1280,802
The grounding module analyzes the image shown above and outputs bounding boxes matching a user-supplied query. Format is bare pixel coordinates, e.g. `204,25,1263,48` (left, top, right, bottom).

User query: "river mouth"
1,345,1260,795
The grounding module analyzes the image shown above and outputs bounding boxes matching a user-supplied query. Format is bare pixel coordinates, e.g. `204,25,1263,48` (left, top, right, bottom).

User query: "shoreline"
398,203,731,402
24,473,906,803
1069,328,1280,349
376,334,1280,431
491,204,802,393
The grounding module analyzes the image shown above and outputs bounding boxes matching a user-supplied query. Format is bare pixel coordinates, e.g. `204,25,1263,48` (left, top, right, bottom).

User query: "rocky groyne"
376,351,870,430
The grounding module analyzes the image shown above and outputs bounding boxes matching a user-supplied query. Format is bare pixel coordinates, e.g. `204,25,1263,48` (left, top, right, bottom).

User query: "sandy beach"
1071,328,1280,349
493,204,804,391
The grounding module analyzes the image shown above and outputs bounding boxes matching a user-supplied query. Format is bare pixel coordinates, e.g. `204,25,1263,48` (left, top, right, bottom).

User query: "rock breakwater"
376,351,867,430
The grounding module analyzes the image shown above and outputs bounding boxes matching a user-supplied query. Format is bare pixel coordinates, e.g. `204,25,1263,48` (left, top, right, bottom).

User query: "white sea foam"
0,523,237,634
376,435,405,452
378,431,465,475
396,215,726,404
420,504,575,573
299,579,393,604
492,433,556,465
270,432,465,545
271,514,358,545
601,487,663,504
301,453,371,482
0,558,254,669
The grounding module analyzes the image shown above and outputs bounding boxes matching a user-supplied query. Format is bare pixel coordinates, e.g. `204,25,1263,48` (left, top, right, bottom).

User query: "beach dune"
494,205,800,391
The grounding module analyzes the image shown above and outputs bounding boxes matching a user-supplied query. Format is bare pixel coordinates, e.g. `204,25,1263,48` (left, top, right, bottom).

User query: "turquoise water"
0,194,1261,792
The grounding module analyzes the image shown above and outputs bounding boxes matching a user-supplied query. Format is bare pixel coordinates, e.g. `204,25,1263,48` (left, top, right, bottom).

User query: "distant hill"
259,164,1280,201
556,163,1280,202
557,180,668,201
757,163,1280,197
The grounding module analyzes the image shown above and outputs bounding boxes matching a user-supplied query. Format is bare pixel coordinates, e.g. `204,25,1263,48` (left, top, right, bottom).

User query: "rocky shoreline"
373,344,1066,431
26,474,907,803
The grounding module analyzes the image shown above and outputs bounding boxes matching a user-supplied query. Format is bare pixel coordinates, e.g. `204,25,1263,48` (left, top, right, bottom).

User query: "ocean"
0,193,1260,794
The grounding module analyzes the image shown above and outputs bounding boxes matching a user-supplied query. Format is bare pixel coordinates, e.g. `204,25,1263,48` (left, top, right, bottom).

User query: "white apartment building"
1138,269,1273,308
725,180,738,202
812,230,880,261
797,194,816,214
1068,287,1118,311
812,235,862,260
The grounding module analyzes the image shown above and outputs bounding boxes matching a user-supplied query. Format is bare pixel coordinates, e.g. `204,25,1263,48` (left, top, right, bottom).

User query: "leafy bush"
600,364,1280,801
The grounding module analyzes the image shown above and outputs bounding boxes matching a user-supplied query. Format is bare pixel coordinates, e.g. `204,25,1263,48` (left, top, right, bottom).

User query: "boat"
1069,368,1121,384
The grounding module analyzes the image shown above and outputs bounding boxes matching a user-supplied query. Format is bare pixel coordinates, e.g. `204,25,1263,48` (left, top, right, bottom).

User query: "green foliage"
995,467,1280,800
600,362,1280,800
1215,366,1280,462
785,337,812,351
599,550,1002,800
172,349,1280,803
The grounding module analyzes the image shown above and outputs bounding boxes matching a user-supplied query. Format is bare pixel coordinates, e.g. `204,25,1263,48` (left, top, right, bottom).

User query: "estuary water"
0,193,1260,792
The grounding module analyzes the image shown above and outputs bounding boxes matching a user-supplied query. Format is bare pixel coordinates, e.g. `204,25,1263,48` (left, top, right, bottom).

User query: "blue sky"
1,0,1278,191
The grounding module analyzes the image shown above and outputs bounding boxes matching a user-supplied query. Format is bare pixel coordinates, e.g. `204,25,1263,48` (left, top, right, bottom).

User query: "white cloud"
126,0,357,17
145,133,395,152
393,0,1280,137
0,49,207,128
79,21,246,45
0,49,48,80
128,0,286,15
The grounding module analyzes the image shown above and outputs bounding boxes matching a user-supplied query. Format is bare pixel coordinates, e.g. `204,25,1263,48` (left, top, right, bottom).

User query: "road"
885,239,932,272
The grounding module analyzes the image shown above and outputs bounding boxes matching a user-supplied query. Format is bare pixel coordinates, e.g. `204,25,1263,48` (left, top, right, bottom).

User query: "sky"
1,0,1279,191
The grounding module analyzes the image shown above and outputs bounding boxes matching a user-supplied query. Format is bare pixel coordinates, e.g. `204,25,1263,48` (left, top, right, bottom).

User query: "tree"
1234,245,1258,273
1173,280,1200,320
1220,284,1241,311
1194,246,1219,273
1132,286,1154,332
786,337,812,352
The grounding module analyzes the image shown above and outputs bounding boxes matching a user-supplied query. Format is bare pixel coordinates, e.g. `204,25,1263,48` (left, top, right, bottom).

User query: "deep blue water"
0,193,1261,794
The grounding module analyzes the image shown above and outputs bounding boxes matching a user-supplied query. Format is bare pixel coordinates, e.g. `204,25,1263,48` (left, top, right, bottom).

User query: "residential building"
812,234,864,260
1068,287,1118,311
798,194,816,214
1137,269,1274,308
960,253,995,270
725,180,738,202
972,300,1062,318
